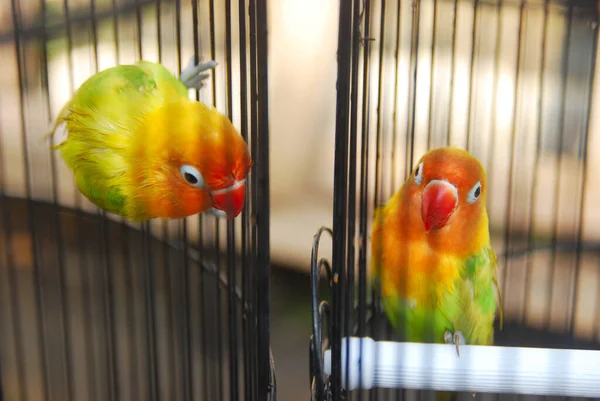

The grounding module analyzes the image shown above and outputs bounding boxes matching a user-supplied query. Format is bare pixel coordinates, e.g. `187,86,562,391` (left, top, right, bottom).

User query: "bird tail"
43,100,72,149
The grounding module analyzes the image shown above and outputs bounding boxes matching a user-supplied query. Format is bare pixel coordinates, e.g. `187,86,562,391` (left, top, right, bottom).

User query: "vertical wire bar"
191,0,201,102
391,17,404,393
464,0,480,152
154,9,176,401
373,0,386,223
141,221,158,401
370,2,386,400
0,124,28,401
125,233,140,401
226,224,239,401
181,220,193,401
100,3,123,401
247,0,260,397
62,2,103,399
255,0,271,398
173,0,192,395
0,360,4,401
175,0,182,73
446,0,459,146
502,0,527,327
487,0,503,305
357,0,373,398
570,8,599,335
111,0,120,58
0,132,4,401
345,0,363,398
129,0,145,384
236,0,252,399
77,18,99,393
426,0,438,150
9,1,50,400
406,0,421,174
390,0,402,197
162,223,178,400
189,0,209,400
99,202,119,401
41,0,74,398
405,2,422,399
331,0,353,399
223,0,240,399
594,258,600,340
545,4,572,330
213,79,224,401
138,0,159,391
134,0,142,58
207,1,224,399
155,0,162,61
483,17,505,389
523,0,549,323
197,225,209,401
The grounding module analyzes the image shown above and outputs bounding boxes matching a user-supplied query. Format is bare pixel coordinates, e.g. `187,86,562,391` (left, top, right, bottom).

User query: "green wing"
442,247,500,345
381,247,500,345
48,61,188,217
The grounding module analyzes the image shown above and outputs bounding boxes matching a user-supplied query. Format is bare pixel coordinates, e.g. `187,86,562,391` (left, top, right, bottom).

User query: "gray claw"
180,56,217,89
444,330,466,357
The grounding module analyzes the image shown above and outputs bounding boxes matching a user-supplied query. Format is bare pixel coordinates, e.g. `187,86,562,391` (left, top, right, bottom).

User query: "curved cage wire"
0,0,274,400
310,0,600,399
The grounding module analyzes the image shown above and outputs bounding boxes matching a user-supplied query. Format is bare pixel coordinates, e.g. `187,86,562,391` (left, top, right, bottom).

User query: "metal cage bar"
311,0,600,399
0,0,274,399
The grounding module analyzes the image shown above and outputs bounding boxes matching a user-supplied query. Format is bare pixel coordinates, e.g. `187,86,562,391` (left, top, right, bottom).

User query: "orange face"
131,100,252,220
402,147,489,255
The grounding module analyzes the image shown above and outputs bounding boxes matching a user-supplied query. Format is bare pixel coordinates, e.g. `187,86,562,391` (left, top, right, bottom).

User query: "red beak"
211,180,246,219
421,180,458,232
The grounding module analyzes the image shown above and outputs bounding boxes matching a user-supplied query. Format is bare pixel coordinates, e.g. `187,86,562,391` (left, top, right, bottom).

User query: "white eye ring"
179,165,205,188
414,162,424,185
467,181,482,204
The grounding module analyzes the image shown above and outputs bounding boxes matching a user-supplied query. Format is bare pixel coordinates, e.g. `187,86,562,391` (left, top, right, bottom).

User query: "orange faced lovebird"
371,147,503,401
47,58,251,221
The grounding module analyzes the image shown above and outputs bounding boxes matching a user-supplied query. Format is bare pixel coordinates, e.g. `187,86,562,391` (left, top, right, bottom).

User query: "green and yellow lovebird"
371,147,503,401
47,58,252,222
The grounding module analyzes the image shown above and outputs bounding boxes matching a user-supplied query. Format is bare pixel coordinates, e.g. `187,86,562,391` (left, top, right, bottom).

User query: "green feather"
47,61,187,218
381,247,499,401
382,246,498,345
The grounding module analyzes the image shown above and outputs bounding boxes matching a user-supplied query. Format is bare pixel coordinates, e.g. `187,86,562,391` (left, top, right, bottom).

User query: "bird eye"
414,162,424,185
467,181,482,204
179,165,205,188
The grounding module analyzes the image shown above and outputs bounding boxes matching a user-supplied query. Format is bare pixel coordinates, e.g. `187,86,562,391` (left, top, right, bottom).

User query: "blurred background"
1,0,600,400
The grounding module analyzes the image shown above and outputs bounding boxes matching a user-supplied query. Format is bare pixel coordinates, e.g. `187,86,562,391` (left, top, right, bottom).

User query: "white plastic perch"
322,337,600,398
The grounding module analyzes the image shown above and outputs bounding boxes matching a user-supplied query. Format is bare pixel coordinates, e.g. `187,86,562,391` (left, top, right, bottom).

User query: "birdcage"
310,0,600,399
0,0,274,400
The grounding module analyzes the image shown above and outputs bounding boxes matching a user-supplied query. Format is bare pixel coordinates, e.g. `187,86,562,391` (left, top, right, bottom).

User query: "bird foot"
444,330,466,357
180,56,217,89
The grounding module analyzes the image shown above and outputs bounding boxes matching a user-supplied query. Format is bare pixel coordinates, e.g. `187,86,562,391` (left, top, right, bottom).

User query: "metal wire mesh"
0,0,274,400
310,0,600,399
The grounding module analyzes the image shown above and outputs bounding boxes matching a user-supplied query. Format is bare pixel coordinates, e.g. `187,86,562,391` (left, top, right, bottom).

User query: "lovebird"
371,147,502,401
47,57,252,221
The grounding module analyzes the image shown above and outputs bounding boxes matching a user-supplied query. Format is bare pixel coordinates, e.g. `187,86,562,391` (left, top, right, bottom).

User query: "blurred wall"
0,0,599,292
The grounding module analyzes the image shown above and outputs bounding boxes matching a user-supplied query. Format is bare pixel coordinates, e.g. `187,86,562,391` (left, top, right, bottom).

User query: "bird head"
404,147,489,249
136,100,252,220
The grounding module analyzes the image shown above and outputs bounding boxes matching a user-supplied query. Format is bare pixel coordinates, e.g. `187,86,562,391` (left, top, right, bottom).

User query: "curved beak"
210,179,247,219
421,179,458,232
